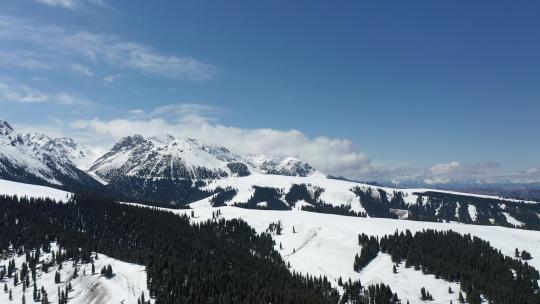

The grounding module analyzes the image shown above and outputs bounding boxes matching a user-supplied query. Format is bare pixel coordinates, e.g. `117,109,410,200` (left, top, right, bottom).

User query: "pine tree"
459,292,465,303
91,262,95,274
392,265,397,274
106,265,113,278
55,271,61,284
521,250,532,260
448,286,453,293
22,294,26,304
3,282,7,293
9,288,12,300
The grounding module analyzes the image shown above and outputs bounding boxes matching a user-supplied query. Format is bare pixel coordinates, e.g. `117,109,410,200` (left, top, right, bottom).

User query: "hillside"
146,203,540,303
0,243,152,304
1,179,539,303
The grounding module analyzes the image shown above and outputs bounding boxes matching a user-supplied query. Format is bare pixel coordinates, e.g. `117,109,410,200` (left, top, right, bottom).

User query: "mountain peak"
246,154,319,177
0,120,14,136
148,134,175,144
112,135,147,151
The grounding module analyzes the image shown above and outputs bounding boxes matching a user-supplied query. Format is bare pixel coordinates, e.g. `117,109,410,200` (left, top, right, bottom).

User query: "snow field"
171,205,540,303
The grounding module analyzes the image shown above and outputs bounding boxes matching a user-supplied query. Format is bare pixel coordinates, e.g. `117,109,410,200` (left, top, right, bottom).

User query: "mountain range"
1,119,539,230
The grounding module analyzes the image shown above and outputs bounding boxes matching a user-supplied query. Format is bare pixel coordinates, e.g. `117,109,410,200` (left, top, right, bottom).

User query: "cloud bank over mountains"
16,102,530,186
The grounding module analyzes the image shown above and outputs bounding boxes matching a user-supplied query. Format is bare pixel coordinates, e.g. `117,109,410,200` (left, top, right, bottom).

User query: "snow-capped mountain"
86,134,324,204
89,134,322,182
90,135,248,181
0,120,102,189
245,154,320,177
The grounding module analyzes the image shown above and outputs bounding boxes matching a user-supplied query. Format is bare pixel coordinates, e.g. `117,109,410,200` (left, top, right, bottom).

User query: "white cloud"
127,109,144,115
36,0,78,9
0,81,49,103
0,80,91,105
86,0,108,7
70,63,94,76
368,160,540,186
0,15,216,80
55,92,91,105
427,161,501,181
525,168,540,175
129,103,226,124
0,50,52,69
103,74,122,83
35,0,108,9
430,161,461,175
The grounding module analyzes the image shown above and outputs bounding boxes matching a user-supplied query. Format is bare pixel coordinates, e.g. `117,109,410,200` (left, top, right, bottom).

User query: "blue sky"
0,0,539,184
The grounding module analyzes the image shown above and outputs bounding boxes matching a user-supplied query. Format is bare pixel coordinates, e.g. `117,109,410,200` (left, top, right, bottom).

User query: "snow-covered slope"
157,204,540,303
198,173,537,207
0,120,101,189
0,178,72,202
189,173,540,228
0,243,152,304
